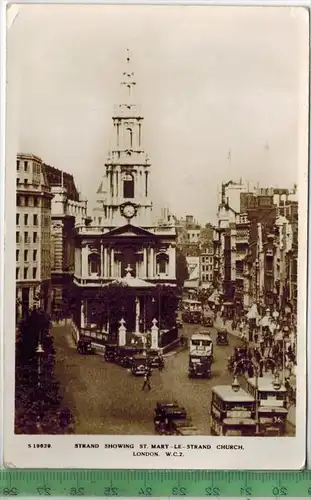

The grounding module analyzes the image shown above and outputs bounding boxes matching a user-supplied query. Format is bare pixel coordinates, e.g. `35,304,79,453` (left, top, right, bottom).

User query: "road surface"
53,323,245,435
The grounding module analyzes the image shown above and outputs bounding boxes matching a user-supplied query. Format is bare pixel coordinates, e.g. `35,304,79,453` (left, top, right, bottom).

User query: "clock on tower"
120,202,137,220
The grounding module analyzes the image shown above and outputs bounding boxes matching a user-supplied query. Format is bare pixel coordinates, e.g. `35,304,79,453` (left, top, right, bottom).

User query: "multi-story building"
43,164,89,311
16,153,53,318
72,54,178,342
200,246,214,287
213,180,248,307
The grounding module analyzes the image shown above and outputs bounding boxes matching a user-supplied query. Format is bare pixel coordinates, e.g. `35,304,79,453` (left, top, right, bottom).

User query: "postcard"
3,3,309,469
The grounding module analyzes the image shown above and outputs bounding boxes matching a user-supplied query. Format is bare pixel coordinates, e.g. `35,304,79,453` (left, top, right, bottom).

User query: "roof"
223,418,256,426
104,275,155,289
191,333,212,340
258,407,288,414
247,376,286,392
212,385,255,402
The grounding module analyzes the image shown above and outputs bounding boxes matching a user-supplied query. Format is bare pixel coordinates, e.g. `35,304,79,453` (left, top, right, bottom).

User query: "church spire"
120,48,136,105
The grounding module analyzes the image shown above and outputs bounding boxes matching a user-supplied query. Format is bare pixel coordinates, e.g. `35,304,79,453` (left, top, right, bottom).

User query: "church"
72,52,178,347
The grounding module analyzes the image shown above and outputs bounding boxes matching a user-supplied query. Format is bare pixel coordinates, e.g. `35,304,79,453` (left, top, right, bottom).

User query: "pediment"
106,224,155,238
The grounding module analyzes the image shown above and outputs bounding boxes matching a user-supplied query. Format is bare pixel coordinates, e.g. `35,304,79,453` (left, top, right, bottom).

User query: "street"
53,323,243,435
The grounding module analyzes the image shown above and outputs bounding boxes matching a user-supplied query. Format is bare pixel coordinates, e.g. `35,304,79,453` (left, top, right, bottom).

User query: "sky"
7,4,308,224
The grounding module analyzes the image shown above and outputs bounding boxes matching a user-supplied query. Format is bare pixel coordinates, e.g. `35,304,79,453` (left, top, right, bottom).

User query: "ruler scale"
0,470,311,497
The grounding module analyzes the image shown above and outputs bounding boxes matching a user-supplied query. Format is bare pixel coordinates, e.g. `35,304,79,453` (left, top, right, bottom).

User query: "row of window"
16,267,37,280
201,265,213,272
201,273,213,282
16,231,38,244
17,159,41,174
16,249,38,262
17,160,28,172
16,213,38,226
16,194,51,209
201,256,213,264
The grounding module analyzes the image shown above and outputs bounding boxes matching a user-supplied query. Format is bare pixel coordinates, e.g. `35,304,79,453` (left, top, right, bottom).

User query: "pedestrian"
142,368,151,391
159,354,164,371
254,330,258,345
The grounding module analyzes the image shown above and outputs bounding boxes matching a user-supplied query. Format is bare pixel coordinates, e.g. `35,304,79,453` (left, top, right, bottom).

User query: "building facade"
43,165,89,311
16,153,53,318
72,54,178,342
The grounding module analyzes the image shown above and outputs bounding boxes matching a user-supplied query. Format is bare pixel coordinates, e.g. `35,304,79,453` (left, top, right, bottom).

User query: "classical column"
81,300,85,328
104,247,108,277
111,248,115,278
100,242,104,277
143,247,147,278
149,247,154,278
82,244,89,277
135,296,140,333
168,245,176,279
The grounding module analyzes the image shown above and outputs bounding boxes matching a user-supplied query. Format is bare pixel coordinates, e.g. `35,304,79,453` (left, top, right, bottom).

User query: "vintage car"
147,349,164,369
104,343,118,362
77,338,95,355
188,354,211,378
202,310,214,327
154,401,188,434
131,354,150,376
171,419,199,435
116,346,144,368
216,330,229,346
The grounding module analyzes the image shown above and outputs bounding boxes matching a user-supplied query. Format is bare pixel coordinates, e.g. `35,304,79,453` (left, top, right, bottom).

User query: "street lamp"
36,342,45,433
231,357,281,436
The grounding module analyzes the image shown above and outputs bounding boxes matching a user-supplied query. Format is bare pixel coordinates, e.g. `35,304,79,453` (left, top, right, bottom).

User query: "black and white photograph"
3,3,308,469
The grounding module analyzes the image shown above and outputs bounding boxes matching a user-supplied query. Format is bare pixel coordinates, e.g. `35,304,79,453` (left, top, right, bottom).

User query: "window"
157,253,169,274
25,196,29,207
123,173,134,199
17,178,20,184
17,160,20,170
16,213,20,225
16,268,19,280
24,179,28,185
126,128,133,148
34,197,38,207
24,231,29,243
24,214,28,225
16,232,19,243
24,267,28,279
16,249,19,261
32,268,37,279
24,250,28,261
88,253,100,275
33,249,37,261
24,161,28,172
33,232,37,243
33,214,38,226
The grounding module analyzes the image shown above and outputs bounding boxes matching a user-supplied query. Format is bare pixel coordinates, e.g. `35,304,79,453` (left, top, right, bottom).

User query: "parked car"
77,338,95,355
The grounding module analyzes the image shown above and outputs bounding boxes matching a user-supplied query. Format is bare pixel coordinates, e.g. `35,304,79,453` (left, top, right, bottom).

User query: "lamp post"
36,342,45,432
231,357,281,436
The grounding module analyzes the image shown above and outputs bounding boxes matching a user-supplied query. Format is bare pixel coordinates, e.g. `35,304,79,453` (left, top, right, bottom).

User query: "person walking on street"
142,368,151,391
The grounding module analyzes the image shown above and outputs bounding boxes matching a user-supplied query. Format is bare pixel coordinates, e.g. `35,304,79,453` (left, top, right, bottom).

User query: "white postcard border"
3,2,309,469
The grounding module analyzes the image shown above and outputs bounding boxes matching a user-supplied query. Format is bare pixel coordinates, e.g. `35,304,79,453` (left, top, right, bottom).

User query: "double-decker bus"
210,385,256,436
246,376,288,436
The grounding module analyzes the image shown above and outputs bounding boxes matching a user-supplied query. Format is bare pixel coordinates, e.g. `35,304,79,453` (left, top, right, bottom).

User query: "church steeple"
94,50,153,227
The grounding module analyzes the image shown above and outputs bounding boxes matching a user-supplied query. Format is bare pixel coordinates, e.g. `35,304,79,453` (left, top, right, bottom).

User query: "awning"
246,303,259,320
208,290,219,303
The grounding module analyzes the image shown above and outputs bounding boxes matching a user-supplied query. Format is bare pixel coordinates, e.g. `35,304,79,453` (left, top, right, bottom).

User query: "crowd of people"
221,305,297,404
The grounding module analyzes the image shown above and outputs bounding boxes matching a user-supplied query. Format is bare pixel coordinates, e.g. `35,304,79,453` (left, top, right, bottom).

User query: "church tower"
94,50,152,227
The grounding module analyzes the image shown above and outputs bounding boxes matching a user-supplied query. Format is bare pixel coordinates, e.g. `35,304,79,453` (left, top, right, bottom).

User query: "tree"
15,307,74,434
176,247,189,288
